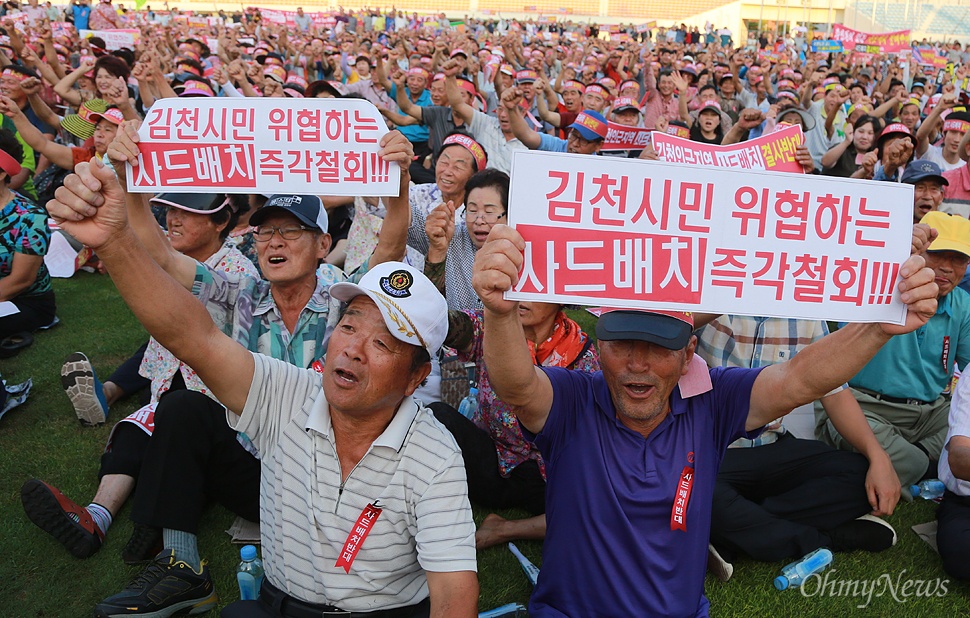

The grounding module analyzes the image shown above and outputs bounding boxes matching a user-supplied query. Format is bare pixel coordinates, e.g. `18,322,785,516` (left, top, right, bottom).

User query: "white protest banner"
127,98,400,196
653,124,805,173
79,29,140,50
505,151,912,324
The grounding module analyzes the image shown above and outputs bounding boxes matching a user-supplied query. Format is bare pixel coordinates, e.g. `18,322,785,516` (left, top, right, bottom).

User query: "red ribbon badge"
670,466,695,532
335,503,382,573
942,336,951,372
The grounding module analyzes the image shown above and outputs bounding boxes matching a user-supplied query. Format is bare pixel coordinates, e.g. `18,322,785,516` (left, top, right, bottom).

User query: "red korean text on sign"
514,224,707,304
131,143,257,190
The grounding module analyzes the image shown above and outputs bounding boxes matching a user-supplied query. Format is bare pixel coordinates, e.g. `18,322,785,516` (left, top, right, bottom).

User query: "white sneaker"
60,352,107,426
707,543,734,582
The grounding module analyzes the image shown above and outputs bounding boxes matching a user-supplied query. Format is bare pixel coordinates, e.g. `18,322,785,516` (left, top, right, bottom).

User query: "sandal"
0,332,33,358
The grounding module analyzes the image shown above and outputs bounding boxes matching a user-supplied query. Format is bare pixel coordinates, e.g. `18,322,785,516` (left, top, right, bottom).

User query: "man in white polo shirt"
47,160,478,618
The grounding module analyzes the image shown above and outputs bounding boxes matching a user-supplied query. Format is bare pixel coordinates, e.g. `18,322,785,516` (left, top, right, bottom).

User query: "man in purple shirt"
472,225,938,617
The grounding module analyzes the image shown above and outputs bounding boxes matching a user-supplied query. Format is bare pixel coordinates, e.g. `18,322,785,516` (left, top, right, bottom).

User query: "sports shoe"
94,549,218,618
826,514,898,553
707,543,734,582
61,352,108,426
0,377,32,420
122,523,164,565
20,479,104,559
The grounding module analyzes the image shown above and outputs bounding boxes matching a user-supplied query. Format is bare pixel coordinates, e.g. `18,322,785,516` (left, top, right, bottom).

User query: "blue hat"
250,195,329,233
901,160,948,186
566,110,609,141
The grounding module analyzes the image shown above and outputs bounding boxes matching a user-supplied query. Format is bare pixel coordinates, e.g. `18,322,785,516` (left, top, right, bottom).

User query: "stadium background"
141,0,970,46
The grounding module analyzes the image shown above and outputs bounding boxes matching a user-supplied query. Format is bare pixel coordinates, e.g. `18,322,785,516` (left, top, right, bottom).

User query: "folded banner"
505,151,912,324
831,25,910,53
652,124,805,173
127,98,400,196
603,122,652,151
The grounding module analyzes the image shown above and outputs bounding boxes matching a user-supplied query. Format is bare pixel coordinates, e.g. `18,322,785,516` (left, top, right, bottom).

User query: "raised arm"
47,159,255,414
0,95,73,169
748,252,938,431
106,120,200,289
502,86,542,150
53,58,95,108
368,131,414,267
444,60,474,125
915,93,955,156
472,225,554,433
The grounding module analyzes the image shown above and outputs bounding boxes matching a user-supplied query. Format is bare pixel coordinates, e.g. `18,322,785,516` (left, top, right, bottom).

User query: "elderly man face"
597,337,695,434
913,180,945,223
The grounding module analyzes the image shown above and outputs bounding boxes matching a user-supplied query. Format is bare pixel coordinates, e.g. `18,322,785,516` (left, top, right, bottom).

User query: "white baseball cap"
329,262,448,356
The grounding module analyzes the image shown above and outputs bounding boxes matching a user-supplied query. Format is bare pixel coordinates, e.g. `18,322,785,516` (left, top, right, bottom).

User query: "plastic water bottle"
458,387,479,420
911,479,946,500
774,548,833,590
236,545,264,601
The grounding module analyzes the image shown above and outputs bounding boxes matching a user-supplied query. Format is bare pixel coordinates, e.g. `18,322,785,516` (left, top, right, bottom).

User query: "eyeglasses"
252,224,310,242
464,209,506,223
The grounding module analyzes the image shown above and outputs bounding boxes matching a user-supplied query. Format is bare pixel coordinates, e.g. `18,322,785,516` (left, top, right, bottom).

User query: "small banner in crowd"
652,124,805,173
505,151,913,324
602,122,653,151
79,29,140,50
914,47,948,69
127,98,400,196
810,40,843,53
830,24,910,53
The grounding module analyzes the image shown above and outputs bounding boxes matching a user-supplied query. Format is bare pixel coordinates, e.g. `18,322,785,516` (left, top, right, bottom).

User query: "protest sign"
652,124,805,173
79,29,140,50
127,98,400,196
811,40,843,53
831,25,910,53
505,151,912,324
603,122,652,151
914,47,948,69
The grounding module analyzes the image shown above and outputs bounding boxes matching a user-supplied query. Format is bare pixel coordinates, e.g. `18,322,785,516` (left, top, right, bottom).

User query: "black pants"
131,390,260,532
98,370,188,479
938,490,970,580
105,340,151,399
430,402,546,515
0,290,55,338
710,433,872,562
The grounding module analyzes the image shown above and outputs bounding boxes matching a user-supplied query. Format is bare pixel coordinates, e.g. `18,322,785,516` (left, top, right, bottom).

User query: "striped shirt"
192,263,357,370
231,354,476,610
466,109,528,175
695,315,838,447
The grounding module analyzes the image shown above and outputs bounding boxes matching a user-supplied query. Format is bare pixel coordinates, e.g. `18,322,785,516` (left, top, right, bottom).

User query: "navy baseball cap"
902,160,949,186
250,195,329,233
594,309,695,350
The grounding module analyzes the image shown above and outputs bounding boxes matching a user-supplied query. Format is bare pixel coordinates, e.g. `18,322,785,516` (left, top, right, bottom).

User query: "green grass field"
1,273,969,616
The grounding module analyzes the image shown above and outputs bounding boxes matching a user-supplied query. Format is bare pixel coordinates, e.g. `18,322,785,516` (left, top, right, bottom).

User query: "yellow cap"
921,211,970,257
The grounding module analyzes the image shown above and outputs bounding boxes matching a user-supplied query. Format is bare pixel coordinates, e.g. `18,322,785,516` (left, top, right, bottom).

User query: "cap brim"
567,124,605,141
595,311,693,350
249,204,323,231
329,283,434,354
906,173,948,186
928,243,970,258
